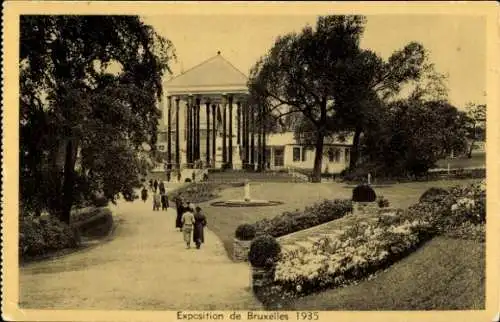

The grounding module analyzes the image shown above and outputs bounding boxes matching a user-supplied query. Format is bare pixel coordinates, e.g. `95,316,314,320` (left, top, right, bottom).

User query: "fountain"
210,179,283,207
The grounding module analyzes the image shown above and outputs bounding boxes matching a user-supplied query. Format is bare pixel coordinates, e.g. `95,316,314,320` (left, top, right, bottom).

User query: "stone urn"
352,183,377,216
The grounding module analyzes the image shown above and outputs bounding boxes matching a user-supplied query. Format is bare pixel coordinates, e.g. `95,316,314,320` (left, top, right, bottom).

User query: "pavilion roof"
165,52,249,96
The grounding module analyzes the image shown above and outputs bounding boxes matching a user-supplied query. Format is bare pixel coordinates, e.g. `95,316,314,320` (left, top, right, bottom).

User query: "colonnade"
164,94,268,170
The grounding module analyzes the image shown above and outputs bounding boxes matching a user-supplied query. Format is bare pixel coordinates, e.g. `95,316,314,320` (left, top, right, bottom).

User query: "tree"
464,102,486,158
360,98,469,178
248,15,432,182
20,16,175,223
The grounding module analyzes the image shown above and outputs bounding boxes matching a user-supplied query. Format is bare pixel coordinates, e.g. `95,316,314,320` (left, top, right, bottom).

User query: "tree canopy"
248,15,434,182
20,15,175,223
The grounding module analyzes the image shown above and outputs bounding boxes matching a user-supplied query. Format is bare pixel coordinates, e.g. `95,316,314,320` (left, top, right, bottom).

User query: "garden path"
19,189,261,310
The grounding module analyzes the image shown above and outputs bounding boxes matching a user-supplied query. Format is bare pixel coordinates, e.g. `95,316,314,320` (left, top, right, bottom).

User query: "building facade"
155,52,353,173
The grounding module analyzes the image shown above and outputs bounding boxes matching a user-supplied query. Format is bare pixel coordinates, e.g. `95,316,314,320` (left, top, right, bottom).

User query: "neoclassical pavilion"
157,52,264,170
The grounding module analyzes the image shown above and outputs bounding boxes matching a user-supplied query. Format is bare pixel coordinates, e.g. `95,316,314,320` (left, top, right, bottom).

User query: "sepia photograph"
2,1,499,321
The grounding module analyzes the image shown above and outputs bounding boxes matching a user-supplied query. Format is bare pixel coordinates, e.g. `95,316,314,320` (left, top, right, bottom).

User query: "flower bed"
252,199,352,238
273,213,434,297
256,180,485,305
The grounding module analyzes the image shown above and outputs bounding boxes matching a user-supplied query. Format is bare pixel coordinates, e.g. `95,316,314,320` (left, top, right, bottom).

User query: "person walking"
181,204,196,249
161,190,169,210
153,179,158,193
193,206,207,249
149,179,153,192
159,181,165,195
141,186,148,203
153,190,161,211
175,196,185,231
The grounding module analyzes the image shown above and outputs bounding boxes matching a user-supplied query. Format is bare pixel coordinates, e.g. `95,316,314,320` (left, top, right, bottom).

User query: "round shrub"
419,187,449,203
248,235,281,268
185,178,192,183
235,224,257,241
352,184,377,202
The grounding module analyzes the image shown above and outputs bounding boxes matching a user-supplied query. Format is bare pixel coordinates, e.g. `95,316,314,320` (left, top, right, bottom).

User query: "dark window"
293,147,301,162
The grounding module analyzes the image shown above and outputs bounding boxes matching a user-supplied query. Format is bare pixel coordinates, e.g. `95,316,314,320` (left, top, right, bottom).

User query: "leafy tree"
464,102,486,158
360,98,469,178
248,15,432,182
20,16,175,223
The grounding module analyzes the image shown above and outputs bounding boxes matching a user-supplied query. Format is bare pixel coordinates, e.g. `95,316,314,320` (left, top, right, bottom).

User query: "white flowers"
274,218,428,289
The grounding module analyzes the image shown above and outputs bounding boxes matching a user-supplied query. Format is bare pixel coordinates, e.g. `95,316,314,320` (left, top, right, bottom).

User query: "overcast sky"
142,14,486,109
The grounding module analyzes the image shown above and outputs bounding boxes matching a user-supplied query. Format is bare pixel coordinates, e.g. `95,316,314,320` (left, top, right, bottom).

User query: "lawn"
435,152,485,169
199,179,481,259
285,236,485,310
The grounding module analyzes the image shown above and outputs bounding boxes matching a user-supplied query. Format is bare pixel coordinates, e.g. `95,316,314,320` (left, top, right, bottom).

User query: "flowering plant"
274,215,432,295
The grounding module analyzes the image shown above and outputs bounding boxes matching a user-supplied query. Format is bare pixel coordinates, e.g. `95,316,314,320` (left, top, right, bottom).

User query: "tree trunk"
349,127,362,170
59,138,78,224
312,131,324,183
467,140,475,159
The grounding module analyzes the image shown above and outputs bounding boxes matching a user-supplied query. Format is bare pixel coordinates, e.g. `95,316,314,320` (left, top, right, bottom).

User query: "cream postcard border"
2,1,499,321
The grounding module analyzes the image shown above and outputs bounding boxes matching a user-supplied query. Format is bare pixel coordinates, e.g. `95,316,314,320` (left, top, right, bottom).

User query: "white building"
155,52,353,173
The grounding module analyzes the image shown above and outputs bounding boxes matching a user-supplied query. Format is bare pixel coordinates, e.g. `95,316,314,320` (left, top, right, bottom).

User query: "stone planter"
233,238,252,262
251,265,275,291
352,201,379,216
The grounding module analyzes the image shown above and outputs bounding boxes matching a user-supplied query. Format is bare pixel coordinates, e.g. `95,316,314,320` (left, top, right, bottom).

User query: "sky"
142,14,486,109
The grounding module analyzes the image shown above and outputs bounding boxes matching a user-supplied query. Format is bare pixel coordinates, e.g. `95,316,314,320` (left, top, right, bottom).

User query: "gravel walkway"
19,194,262,310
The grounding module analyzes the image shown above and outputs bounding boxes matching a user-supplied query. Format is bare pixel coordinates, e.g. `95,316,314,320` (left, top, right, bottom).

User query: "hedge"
252,199,352,238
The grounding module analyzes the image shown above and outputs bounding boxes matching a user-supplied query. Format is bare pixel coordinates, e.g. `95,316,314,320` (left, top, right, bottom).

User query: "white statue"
367,173,372,185
244,179,251,202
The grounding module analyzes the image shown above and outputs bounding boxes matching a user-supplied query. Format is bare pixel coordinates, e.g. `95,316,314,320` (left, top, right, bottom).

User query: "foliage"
464,102,486,158
252,199,352,238
419,187,449,203
20,15,175,223
249,235,282,268
19,215,80,259
249,15,434,181
377,195,390,208
170,182,222,203
407,180,485,237
235,224,257,241
73,208,114,238
358,99,469,178
352,184,377,202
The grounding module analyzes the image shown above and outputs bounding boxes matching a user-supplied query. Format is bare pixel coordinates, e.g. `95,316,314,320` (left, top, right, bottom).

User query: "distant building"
265,132,353,173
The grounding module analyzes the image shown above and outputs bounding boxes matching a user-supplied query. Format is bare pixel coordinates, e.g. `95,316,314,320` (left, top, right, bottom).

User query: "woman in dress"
141,186,148,203
193,206,207,249
181,203,196,249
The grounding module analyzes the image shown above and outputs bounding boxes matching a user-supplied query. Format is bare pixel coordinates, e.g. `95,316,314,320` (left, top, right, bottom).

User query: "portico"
158,52,263,170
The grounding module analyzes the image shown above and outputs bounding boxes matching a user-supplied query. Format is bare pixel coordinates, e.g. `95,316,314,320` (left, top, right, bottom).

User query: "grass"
435,152,485,169
199,179,481,259
284,236,485,310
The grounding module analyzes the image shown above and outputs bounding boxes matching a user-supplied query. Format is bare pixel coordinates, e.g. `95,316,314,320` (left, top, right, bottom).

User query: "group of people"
140,179,208,250
175,196,207,249
141,179,169,211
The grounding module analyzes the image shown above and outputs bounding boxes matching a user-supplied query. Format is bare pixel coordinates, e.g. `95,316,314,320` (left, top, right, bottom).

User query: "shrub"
73,208,114,238
235,224,257,241
185,178,192,183
170,182,221,203
352,184,376,202
419,187,449,203
91,195,109,207
20,216,80,259
377,195,390,208
253,199,352,238
249,235,281,268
